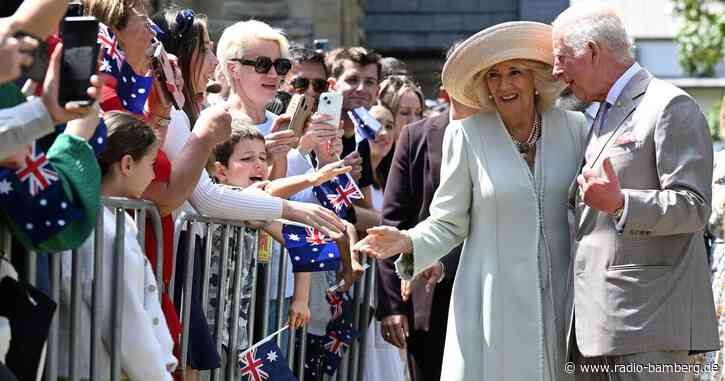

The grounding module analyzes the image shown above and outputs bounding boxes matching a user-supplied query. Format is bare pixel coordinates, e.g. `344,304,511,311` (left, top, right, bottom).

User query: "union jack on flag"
238,339,296,381
16,143,59,196
323,331,349,357
320,321,357,375
97,23,125,73
312,173,361,223
282,224,340,273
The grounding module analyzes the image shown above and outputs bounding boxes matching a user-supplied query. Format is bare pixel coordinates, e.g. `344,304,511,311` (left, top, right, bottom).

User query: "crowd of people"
0,0,725,381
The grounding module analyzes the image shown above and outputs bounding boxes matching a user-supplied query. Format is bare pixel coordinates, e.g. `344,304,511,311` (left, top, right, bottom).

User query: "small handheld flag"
282,224,341,272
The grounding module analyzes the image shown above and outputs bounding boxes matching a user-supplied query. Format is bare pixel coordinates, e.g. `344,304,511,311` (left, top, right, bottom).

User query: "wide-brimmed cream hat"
442,21,555,111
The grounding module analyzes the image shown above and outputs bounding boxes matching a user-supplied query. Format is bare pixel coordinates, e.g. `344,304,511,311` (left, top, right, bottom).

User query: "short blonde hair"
473,59,564,113
216,20,290,82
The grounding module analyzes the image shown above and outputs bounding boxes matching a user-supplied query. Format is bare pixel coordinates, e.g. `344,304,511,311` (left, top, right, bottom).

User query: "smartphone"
150,42,185,109
285,93,315,137
14,31,48,83
316,92,343,128
59,16,99,106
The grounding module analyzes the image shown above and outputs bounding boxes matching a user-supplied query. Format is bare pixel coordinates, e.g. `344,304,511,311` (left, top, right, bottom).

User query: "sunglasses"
231,56,292,75
290,77,328,93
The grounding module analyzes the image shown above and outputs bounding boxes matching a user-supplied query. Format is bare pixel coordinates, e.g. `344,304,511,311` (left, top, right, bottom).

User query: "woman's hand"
288,297,310,330
266,115,297,164
309,160,352,186
381,314,408,349
353,226,413,259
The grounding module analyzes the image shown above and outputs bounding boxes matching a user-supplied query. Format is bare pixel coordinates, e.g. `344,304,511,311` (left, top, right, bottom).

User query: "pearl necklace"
511,112,541,159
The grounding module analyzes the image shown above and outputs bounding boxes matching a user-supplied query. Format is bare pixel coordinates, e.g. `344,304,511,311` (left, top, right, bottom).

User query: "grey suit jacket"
570,68,719,357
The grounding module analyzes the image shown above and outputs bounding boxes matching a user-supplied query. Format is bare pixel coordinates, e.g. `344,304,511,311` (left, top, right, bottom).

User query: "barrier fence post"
69,248,83,381
225,227,245,380
356,256,374,381
347,272,363,381
296,325,308,381
275,246,288,349
180,220,196,374
90,206,104,381
201,223,214,311
45,253,60,381
25,251,37,287
210,224,231,381
247,229,259,345
110,208,125,381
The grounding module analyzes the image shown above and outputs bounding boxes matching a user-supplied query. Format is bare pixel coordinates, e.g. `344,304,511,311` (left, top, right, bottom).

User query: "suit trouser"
572,338,690,381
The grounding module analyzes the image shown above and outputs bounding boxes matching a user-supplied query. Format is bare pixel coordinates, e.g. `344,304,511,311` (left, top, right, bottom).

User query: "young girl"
60,111,176,380
207,124,359,350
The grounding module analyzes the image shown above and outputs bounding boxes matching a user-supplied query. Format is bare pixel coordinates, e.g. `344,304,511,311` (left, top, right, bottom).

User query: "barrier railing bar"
210,224,231,381
90,206,104,381
261,239,273,339
247,229,259,345
286,325,296,369
275,246,288,348
348,273,363,381
110,208,126,381
45,253,60,381
296,325,308,381
201,222,214,312
225,228,245,380
180,220,196,373
2,227,11,261
69,248,83,381
356,257,374,381
25,251,37,287
136,208,146,249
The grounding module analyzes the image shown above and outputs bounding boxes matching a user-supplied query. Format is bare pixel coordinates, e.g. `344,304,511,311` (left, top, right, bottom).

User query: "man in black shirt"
327,47,382,208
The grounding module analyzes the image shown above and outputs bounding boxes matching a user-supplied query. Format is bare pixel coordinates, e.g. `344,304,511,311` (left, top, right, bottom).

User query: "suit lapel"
576,69,652,238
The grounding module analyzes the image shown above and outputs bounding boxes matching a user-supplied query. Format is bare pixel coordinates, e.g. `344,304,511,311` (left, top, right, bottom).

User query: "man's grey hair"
553,2,634,62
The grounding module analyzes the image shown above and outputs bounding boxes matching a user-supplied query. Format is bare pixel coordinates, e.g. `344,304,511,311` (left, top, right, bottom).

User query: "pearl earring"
488,94,493,100
534,89,540,96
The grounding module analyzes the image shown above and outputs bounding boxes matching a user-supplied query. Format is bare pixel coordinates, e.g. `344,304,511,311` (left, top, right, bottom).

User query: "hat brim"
442,21,555,110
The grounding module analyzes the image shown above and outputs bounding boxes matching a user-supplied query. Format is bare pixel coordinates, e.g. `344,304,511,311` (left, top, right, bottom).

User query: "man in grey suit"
552,3,719,380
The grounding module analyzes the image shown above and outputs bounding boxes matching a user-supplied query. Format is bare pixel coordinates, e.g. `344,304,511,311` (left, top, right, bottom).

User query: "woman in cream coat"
355,22,587,381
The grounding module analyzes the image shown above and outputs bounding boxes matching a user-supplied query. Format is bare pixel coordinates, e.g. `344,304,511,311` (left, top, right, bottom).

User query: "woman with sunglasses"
216,20,297,180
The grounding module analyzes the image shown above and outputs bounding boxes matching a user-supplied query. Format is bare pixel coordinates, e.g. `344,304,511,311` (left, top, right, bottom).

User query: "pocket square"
614,132,637,146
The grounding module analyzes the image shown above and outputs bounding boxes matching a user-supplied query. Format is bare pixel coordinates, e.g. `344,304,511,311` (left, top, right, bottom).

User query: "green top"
0,134,101,253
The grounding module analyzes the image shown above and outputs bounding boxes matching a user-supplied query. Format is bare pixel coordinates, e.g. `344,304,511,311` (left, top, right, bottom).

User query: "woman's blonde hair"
216,20,289,82
472,59,564,113
82,0,145,30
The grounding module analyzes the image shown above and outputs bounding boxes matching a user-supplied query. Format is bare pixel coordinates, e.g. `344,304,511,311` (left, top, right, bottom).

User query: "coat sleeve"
623,94,713,237
377,126,415,318
397,121,472,279
0,98,54,159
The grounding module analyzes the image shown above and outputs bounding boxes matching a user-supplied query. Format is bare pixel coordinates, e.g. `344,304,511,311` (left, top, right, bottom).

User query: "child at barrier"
59,111,176,381
208,124,362,353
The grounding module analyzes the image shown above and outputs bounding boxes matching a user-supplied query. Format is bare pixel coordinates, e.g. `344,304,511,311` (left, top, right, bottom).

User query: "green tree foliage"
672,0,725,77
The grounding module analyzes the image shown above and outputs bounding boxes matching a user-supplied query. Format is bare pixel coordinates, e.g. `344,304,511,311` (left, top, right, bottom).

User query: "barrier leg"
69,249,83,381
180,221,196,374
44,254,60,381
210,225,231,381
356,257,374,381
110,208,126,381
90,208,104,380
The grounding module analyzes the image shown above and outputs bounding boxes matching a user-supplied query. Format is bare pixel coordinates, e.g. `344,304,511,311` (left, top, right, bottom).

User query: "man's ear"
213,161,228,183
119,154,134,176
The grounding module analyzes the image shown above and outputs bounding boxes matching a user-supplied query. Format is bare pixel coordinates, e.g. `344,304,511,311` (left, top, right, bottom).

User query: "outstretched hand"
353,226,413,259
577,157,624,214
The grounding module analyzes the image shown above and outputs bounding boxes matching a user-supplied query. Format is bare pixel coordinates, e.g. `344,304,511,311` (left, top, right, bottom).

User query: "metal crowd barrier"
43,197,163,381
1,203,379,381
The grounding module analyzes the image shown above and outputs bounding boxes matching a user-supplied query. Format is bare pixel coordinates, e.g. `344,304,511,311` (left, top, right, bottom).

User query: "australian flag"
348,107,382,144
0,143,82,243
312,173,362,224
97,22,154,115
238,339,297,381
320,321,357,376
282,224,341,273
324,288,353,322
